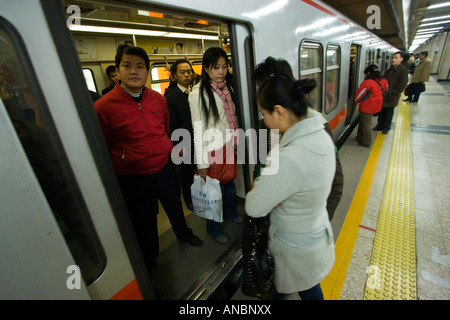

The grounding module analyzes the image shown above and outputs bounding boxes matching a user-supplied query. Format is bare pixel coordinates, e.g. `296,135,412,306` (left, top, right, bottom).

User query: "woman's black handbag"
241,214,274,299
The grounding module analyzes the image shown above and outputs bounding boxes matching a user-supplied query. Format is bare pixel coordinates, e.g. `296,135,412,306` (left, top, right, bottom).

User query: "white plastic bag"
190,175,223,222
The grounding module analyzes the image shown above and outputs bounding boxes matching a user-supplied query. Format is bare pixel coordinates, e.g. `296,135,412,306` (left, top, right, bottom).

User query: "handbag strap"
373,79,385,93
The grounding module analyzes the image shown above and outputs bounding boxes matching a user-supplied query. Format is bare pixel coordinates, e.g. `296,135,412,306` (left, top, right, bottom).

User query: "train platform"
233,76,450,300
323,76,450,300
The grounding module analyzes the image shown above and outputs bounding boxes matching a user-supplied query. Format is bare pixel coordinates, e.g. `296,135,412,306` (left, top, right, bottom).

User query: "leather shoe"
214,234,229,244
181,234,203,246
382,129,389,134
232,216,244,224
373,126,383,131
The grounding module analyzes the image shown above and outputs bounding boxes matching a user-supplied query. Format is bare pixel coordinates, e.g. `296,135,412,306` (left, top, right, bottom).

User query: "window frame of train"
0,15,107,286
82,68,98,93
325,43,341,114
299,40,323,112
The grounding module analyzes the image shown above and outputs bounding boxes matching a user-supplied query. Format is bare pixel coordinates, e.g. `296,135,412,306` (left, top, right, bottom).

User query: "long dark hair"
199,47,234,125
258,74,312,118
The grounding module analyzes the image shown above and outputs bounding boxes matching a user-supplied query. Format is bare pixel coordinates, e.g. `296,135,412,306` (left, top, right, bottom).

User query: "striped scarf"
210,80,238,130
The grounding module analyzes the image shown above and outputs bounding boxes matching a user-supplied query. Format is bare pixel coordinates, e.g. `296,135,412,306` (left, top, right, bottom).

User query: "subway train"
0,0,397,300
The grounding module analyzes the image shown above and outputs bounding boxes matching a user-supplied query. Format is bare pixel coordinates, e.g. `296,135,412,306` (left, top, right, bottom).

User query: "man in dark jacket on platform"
374,51,409,134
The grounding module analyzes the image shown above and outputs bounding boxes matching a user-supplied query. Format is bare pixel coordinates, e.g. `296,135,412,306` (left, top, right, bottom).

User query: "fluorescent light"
162,32,218,40
427,2,450,10
417,27,443,32
422,14,450,22
69,25,218,40
419,20,450,27
69,24,166,36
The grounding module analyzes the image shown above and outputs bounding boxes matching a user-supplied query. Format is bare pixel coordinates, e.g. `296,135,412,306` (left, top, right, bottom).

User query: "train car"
0,0,397,300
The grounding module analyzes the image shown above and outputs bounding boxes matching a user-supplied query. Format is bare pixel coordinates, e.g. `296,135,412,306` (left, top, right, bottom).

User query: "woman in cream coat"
189,47,240,244
245,74,336,300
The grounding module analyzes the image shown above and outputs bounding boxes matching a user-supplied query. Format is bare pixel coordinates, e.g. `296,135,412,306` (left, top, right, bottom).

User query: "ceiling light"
417,27,443,32
422,14,450,22
69,25,166,36
69,25,218,40
427,2,450,10
419,19,450,27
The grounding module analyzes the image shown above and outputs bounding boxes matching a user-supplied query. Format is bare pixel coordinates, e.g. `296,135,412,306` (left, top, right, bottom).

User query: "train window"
150,63,171,95
299,41,323,112
82,68,98,93
365,49,375,68
0,18,106,285
150,61,203,95
325,44,340,113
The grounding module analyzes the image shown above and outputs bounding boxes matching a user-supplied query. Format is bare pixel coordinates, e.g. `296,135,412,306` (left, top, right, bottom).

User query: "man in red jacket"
95,45,203,276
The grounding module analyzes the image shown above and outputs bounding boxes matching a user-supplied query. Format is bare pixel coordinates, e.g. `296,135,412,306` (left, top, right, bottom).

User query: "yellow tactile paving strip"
322,131,386,300
364,101,417,300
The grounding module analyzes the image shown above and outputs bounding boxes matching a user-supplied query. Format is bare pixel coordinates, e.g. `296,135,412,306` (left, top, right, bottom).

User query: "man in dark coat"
166,59,196,210
374,51,409,134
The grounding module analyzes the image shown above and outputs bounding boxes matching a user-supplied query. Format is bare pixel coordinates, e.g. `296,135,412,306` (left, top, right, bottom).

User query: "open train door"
345,44,361,125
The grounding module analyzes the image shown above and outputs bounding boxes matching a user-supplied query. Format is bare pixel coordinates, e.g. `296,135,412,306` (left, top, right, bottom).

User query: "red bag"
206,138,237,184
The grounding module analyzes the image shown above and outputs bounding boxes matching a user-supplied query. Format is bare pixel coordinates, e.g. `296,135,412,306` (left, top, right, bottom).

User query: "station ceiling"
321,0,450,52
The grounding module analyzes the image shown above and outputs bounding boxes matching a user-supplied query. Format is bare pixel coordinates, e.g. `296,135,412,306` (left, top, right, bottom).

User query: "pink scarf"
210,80,238,130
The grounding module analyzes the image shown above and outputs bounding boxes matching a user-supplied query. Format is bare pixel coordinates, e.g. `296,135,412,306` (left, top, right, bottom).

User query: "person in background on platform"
374,51,408,134
95,45,203,276
245,74,336,300
404,51,432,103
253,56,343,221
166,59,196,211
355,64,388,147
189,47,242,244
101,65,120,96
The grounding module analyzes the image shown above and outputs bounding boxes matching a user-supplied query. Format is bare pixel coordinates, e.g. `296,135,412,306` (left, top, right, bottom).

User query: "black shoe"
403,98,411,101
373,126,383,131
180,234,204,246
382,129,389,134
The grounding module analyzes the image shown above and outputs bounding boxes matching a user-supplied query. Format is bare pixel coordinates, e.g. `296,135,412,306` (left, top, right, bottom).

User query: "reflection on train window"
82,68,98,93
0,24,106,285
299,41,323,112
325,44,340,113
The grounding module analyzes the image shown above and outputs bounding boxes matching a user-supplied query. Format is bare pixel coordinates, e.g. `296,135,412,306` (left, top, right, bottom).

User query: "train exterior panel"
0,0,396,299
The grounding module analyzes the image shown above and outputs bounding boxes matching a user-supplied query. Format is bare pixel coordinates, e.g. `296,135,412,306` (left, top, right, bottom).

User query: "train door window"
325,44,340,113
299,41,323,111
0,18,106,285
192,62,203,77
150,63,171,95
82,68,98,93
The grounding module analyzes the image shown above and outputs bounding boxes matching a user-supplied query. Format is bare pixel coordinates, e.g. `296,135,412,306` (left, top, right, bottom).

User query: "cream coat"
245,115,336,293
188,82,233,170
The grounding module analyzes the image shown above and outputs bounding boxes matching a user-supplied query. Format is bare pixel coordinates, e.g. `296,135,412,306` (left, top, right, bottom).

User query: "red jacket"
355,78,388,114
95,83,173,175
